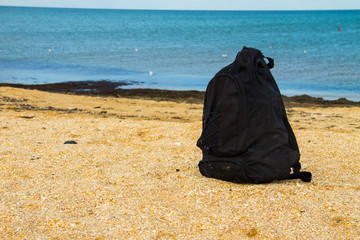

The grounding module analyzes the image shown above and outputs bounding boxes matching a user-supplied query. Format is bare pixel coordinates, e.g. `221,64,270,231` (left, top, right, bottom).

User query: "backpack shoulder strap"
284,171,312,182
283,161,312,182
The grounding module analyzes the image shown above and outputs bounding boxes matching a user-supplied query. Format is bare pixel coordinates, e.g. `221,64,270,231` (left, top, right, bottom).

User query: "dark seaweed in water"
0,80,131,94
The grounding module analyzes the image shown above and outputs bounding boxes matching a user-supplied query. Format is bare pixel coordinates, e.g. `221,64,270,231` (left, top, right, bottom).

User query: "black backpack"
197,47,311,184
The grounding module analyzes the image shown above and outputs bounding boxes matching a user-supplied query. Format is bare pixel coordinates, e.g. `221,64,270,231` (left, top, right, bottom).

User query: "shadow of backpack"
197,47,312,184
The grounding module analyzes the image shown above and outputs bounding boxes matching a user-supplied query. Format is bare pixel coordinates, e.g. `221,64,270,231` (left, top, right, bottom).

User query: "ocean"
0,6,359,100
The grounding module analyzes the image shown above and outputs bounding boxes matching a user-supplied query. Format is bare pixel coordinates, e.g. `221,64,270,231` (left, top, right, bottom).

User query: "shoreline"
1,80,360,107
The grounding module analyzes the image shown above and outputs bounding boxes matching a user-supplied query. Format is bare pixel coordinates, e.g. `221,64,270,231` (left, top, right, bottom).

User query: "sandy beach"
1,86,359,239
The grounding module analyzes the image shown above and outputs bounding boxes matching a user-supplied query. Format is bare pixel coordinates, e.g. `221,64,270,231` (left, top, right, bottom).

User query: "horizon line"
1,5,359,12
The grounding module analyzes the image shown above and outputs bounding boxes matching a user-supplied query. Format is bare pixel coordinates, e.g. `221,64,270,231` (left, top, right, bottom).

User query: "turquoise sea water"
0,6,359,100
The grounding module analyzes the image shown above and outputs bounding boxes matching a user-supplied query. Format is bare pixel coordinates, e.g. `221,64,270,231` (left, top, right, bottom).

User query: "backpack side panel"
256,57,301,167
242,56,300,182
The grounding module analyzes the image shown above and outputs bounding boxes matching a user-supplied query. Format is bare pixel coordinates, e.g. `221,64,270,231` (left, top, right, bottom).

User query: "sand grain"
1,87,359,239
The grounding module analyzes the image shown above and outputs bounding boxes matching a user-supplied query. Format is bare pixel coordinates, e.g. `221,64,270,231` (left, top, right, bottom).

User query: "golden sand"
1,87,359,239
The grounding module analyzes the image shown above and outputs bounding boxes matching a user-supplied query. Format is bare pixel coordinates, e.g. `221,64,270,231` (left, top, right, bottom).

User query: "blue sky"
0,0,359,10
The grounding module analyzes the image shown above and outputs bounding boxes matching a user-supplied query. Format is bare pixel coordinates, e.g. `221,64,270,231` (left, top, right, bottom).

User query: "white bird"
149,71,154,76
222,54,228,58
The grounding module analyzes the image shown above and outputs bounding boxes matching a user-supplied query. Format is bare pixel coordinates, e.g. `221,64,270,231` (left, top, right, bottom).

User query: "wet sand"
0,85,359,239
